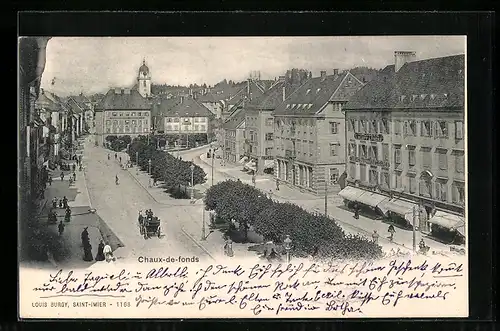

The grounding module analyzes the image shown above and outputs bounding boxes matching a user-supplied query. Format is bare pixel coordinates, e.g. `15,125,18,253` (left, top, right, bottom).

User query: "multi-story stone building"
272,70,364,195
161,96,213,143
243,78,302,174
342,52,465,242
94,87,152,146
222,108,246,164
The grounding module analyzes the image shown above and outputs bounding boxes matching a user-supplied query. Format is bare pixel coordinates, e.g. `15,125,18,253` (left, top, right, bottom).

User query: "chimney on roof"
114,88,121,94
320,71,327,79
247,79,250,95
394,51,416,72
333,69,339,75
180,96,184,104
123,88,131,95
282,86,286,102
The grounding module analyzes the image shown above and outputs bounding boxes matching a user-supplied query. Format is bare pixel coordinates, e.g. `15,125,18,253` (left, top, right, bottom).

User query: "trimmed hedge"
204,180,383,260
127,136,207,197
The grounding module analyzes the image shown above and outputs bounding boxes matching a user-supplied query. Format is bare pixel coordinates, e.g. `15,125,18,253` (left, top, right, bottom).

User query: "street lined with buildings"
19,37,466,267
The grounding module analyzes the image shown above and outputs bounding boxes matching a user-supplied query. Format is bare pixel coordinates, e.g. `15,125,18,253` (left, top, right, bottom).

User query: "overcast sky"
40,36,465,96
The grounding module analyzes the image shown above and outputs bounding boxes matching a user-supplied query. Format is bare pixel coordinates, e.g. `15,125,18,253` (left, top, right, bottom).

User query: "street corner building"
156,94,213,145
272,69,365,196
341,51,465,245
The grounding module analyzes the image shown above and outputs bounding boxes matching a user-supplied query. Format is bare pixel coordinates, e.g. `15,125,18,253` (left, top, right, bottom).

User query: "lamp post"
325,173,328,216
148,159,152,175
210,144,215,186
284,235,292,263
136,151,139,175
190,163,195,202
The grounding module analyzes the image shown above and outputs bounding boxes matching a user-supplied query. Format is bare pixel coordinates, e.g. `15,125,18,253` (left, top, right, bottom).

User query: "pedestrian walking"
103,242,115,262
252,173,256,187
52,197,58,209
83,241,93,262
107,153,110,160
58,221,65,236
60,171,65,181
353,202,360,219
95,240,105,261
62,196,68,209
81,227,89,246
73,172,77,181
388,224,395,241
65,206,71,222
72,164,76,172
114,153,117,160
276,178,280,191
48,176,52,186
223,238,234,257
119,156,122,163
372,230,379,243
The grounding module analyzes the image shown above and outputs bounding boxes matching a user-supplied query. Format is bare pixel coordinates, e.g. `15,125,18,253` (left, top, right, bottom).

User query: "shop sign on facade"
354,133,384,142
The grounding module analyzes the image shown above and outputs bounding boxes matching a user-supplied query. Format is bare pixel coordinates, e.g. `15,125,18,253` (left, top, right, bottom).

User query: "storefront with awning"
244,160,256,172
263,159,275,169
338,186,390,217
427,211,465,243
377,198,418,224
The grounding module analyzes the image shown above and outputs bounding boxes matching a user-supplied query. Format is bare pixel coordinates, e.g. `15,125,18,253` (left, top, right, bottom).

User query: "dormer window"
420,94,427,100
411,95,417,101
430,94,436,100
292,104,296,108
316,88,321,93
458,69,463,74
302,104,307,109
444,93,448,98
286,104,290,109
306,89,311,94
400,95,406,102
308,104,313,109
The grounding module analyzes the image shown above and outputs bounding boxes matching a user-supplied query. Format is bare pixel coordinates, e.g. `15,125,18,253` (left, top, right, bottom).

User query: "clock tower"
137,59,151,98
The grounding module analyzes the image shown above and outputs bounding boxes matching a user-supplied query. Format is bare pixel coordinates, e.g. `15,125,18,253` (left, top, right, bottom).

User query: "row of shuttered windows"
347,118,464,140
349,163,465,205
348,143,464,172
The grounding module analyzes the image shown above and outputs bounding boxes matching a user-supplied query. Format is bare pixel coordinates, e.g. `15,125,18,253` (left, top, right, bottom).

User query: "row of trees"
105,135,132,152
127,135,207,198
204,180,383,260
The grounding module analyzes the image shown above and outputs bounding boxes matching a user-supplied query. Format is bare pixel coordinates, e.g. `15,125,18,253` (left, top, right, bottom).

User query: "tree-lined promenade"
127,135,207,198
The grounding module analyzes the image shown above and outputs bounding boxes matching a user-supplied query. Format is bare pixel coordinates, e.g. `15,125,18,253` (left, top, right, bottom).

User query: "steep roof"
344,54,465,110
248,80,306,110
197,91,218,103
152,97,182,117
222,108,246,130
36,90,61,111
166,97,213,117
273,73,350,116
96,88,151,110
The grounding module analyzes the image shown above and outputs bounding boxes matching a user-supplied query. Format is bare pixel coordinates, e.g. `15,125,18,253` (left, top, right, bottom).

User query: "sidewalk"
197,153,456,256
35,142,123,269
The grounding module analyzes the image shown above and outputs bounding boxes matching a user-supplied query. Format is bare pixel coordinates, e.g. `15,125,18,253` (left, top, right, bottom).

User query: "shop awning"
427,211,465,236
244,161,256,172
356,191,390,209
238,156,248,164
338,186,365,201
264,160,275,169
377,198,417,222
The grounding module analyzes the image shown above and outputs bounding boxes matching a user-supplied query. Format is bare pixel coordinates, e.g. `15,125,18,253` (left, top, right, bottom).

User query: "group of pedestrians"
81,227,114,263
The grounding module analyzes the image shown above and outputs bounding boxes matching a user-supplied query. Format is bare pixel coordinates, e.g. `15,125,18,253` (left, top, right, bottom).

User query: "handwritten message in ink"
20,257,467,318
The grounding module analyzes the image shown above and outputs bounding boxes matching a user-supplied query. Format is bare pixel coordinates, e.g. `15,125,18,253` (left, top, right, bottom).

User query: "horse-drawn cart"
139,215,161,239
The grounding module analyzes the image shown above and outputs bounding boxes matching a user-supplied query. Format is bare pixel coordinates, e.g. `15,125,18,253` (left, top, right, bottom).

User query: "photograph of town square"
18,36,466,268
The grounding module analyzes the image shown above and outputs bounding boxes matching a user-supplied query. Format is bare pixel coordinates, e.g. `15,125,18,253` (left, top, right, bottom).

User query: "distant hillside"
349,66,382,83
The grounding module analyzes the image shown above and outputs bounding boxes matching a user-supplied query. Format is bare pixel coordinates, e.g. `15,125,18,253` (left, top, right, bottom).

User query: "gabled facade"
272,70,364,195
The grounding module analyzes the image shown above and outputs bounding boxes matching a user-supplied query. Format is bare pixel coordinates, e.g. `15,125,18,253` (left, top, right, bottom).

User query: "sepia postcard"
18,36,468,319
